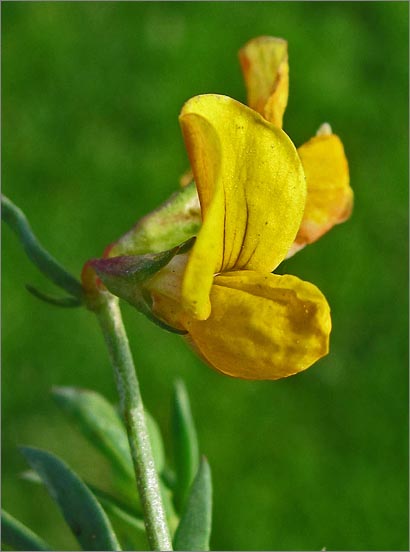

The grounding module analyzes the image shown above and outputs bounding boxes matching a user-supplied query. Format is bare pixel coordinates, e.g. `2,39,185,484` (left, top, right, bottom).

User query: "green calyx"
90,238,194,334
108,182,201,257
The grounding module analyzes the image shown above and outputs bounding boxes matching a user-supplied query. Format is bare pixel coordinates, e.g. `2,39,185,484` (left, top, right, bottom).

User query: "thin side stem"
95,293,172,551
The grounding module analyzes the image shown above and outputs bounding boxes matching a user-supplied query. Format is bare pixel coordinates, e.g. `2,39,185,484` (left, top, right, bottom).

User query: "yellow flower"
239,36,353,255
146,94,332,380
92,37,353,381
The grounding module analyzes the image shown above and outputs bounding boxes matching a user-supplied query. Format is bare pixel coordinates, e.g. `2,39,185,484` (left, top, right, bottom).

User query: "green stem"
1,195,83,300
95,293,172,551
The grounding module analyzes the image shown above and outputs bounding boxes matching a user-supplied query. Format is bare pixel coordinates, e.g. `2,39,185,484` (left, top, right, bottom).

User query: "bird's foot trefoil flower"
85,36,353,381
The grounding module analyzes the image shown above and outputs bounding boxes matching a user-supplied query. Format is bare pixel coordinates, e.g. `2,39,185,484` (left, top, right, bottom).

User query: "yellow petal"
182,270,331,380
239,36,289,128
179,94,306,319
287,133,353,257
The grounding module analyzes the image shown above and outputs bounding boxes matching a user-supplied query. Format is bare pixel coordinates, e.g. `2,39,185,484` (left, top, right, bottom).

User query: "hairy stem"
95,293,172,551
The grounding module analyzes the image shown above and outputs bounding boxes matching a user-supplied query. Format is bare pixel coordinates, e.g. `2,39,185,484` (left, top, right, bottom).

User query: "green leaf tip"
19,446,121,551
26,284,83,308
1,509,51,551
173,456,213,551
172,379,200,513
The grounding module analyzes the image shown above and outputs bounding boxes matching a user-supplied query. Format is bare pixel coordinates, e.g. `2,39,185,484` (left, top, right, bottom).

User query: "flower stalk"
94,292,172,551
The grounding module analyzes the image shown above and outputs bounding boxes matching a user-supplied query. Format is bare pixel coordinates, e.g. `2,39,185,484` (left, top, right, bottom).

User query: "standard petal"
181,271,331,380
179,95,306,319
287,133,353,257
239,36,289,128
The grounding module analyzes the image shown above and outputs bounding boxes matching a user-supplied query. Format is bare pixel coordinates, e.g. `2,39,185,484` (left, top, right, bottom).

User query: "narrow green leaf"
87,485,142,521
161,465,177,490
172,380,199,512
173,457,212,551
1,195,83,300
22,471,141,520
20,447,121,551
1,510,51,551
87,487,148,552
52,387,165,479
52,386,134,480
21,469,147,550
145,410,166,475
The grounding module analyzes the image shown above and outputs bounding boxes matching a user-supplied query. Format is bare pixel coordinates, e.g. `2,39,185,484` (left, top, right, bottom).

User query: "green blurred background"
2,2,408,550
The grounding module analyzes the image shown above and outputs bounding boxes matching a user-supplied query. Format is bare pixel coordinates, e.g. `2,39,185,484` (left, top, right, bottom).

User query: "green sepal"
90,239,194,334
173,457,212,551
20,447,121,551
172,380,200,513
1,509,51,551
109,182,201,257
135,296,187,335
